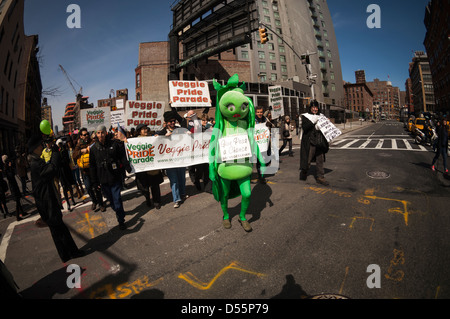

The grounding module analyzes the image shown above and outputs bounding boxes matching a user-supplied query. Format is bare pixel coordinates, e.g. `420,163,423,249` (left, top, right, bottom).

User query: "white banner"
254,123,270,153
169,81,212,108
269,86,284,119
125,130,211,173
80,107,111,132
316,115,342,143
125,100,165,132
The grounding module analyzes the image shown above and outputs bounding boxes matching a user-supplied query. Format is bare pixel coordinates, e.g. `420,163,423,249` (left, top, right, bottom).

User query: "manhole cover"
367,170,390,179
308,293,349,299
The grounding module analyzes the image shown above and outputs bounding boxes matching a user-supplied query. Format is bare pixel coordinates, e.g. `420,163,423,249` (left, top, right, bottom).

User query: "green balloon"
40,120,51,135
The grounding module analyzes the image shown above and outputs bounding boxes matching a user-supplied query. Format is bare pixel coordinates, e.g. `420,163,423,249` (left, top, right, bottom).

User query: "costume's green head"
212,74,255,130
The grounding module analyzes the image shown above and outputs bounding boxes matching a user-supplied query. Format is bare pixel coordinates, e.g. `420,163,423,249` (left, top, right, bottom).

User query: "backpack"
77,153,90,169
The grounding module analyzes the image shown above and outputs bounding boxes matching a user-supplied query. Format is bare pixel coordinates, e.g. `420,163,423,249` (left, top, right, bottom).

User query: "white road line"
392,139,398,149
359,140,371,148
375,139,384,149
403,139,413,150
341,139,360,148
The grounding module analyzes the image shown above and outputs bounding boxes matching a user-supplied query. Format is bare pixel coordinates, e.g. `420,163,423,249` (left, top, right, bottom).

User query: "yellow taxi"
413,117,426,132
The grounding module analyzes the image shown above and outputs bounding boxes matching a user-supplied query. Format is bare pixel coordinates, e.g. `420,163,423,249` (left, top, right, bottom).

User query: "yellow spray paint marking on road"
89,276,163,299
178,261,266,290
385,249,405,282
75,212,107,239
349,216,375,231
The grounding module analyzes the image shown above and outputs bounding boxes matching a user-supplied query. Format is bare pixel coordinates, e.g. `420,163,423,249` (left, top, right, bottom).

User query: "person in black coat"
2,155,27,221
89,125,131,230
134,123,164,209
299,100,329,186
431,118,449,174
27,135,85,263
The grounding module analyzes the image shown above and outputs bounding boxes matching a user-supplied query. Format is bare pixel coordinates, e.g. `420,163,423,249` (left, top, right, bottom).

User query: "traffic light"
301,54,310,65
259,27,268,44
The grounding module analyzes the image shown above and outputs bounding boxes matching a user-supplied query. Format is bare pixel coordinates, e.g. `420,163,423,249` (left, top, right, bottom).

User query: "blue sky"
24,0,430,130
327,0,429,85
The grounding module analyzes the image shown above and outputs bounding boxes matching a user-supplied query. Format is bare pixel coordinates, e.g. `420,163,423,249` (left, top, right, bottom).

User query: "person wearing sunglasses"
72,127,105,212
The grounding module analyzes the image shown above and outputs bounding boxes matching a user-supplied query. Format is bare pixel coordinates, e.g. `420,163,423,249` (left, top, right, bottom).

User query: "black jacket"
89,137,131,186
29,151,63,226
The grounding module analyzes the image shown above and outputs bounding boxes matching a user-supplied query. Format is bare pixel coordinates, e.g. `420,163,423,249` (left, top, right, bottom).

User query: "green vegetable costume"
208,74,266,231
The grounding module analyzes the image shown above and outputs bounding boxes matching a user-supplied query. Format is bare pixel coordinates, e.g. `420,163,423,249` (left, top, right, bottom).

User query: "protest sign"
80,107,111,132
169,81,211,108
219,134,252,162
254,123,270,153
269,86,284,119
316,115,342,143
125,100,165,132
125,130,211,173
111,109,125,128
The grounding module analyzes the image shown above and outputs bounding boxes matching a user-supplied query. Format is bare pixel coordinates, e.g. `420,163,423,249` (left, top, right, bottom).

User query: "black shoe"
91,203,97,211
300,171,307,181
154,202,161,210
100,205,106,212
194,180,202,191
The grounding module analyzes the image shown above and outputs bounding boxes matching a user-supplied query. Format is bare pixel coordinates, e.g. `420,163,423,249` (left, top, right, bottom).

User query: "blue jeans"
101,181,125,224
166,167,186,203
432,147,448,170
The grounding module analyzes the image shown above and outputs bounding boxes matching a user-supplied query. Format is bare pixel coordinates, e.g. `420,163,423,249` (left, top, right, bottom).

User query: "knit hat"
96,125,107,133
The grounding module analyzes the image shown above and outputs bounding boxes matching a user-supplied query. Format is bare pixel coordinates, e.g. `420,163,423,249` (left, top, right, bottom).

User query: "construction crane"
58,64,83,98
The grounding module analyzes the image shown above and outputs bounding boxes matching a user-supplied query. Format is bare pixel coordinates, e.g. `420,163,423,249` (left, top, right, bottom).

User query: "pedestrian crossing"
330,135,431,152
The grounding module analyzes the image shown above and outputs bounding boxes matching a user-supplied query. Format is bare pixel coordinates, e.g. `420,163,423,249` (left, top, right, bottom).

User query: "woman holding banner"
299,100,329,186
135,123,163,209
161,110,189,208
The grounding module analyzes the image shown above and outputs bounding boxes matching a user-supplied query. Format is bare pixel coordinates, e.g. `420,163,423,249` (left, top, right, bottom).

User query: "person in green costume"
208,74,266,232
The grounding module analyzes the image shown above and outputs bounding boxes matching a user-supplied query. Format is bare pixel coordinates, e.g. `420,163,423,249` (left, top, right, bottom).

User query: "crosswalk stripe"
359,140,371,148
392,139,398,149
341,139,360,148
403,139,412,150
330,137,432,152
375,139,384,149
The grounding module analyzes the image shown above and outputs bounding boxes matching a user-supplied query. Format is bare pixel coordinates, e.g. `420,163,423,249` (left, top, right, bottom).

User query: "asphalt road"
2,120,449,305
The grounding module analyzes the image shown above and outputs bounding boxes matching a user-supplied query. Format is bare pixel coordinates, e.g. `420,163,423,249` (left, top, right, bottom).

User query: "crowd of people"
0,101,448,264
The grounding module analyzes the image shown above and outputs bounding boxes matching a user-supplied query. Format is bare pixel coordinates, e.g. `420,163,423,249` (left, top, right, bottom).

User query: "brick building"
0,0,42,155
366,78,401,119
343,70,374,119
423,0,449,115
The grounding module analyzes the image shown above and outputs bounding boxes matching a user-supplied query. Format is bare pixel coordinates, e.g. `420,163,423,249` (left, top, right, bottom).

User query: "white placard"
111,109,125,127
269,85,284,119
316,115,342,143
169,81,212,107
219,134,252,161
254,123,270,153
80,107,111,132
125,100,165,132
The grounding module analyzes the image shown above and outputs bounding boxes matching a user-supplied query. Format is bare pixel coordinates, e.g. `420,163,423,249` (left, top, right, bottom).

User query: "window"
258,51,265,59
259,72,267,82
281,65,287,73
280,55,286,62
271,63,277,70
268,43,274,50
269,52,276,60
136,73,141,88
241,50,249,59
279,46,285,53
271,73,277,81
259,61,266,70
